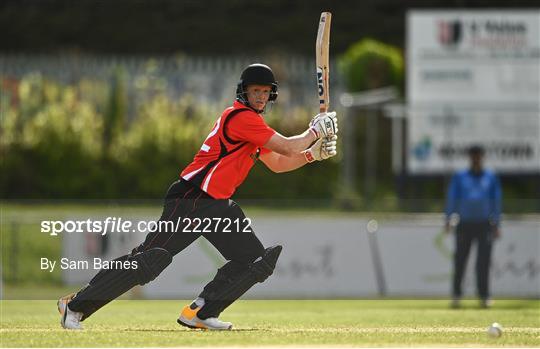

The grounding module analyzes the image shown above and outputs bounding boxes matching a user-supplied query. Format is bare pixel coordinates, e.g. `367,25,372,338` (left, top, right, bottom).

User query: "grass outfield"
1,299,539,347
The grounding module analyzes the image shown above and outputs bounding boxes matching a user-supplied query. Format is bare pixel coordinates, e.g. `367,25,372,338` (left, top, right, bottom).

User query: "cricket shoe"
58,293,83,330
177,303,233,330
450,297,461,309
480,298,493,309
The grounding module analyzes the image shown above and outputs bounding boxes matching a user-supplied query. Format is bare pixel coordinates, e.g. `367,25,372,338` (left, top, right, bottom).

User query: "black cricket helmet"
236,63,278,107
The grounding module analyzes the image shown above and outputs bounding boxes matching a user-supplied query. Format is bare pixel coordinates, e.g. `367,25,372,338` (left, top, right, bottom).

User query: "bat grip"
319,107,333,140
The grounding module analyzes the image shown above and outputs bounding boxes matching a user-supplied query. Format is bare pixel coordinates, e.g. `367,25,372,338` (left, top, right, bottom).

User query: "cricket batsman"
57,63,338,330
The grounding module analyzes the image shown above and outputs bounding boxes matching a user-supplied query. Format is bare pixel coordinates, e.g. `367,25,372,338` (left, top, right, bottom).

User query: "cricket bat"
316,12,332,113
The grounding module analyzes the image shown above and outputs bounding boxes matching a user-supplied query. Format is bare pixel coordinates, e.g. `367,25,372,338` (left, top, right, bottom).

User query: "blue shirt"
445,169,502,226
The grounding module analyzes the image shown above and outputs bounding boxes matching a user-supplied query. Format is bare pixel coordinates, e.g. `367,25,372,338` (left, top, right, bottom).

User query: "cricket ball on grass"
487,322,503,338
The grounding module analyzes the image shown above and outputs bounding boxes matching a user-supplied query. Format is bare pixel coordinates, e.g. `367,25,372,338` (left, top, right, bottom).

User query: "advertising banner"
407,10,540,174
62,215,540,298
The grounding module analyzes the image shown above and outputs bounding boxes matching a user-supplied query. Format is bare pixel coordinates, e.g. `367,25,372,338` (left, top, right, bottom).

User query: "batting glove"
303,135,338,163
309,111,338,139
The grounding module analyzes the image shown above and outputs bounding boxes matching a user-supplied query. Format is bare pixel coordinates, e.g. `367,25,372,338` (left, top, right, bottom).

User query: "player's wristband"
304,150,315,163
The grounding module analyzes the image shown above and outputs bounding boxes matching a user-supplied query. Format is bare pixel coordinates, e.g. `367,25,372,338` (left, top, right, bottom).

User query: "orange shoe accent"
180,305,199,321
57,293,76,315
195,322,208,330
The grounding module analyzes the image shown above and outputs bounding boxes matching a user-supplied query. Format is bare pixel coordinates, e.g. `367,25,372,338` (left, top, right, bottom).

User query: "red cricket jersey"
180,101,276,199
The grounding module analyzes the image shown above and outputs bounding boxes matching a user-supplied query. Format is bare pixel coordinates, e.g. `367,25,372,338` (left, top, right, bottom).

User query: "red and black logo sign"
438,20,462,47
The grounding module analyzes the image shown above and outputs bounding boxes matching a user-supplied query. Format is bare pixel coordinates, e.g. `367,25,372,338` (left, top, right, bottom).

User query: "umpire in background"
445,145,502,309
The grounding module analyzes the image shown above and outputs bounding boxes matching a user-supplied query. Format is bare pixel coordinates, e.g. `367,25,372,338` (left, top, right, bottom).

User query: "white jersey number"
201,117,221,152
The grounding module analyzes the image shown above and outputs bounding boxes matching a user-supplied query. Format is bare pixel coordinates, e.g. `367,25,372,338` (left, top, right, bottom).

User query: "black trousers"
132,179,265,264
452,221,494,299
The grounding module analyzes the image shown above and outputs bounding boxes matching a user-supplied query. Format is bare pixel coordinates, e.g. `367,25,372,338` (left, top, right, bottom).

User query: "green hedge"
339,38,403,92
0,73,338,200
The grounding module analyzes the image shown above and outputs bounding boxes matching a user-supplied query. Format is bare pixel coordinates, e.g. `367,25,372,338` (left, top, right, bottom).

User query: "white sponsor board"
408,107,540,173
63,215,540,298
407,10,540,174
376,217,540,297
